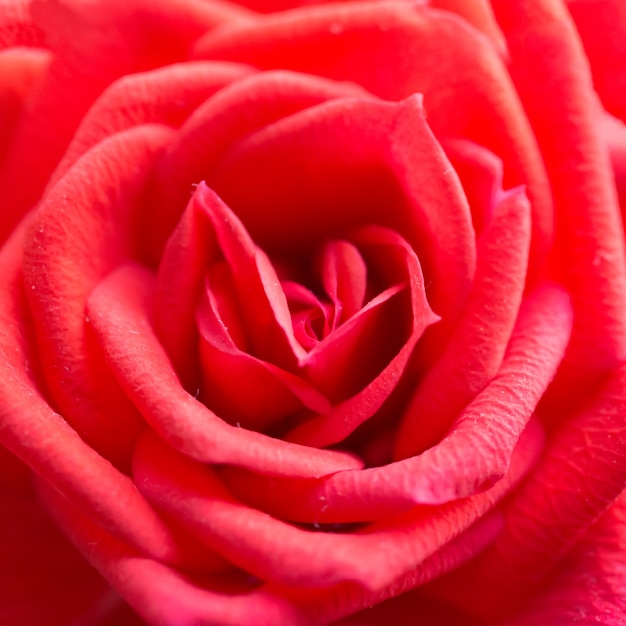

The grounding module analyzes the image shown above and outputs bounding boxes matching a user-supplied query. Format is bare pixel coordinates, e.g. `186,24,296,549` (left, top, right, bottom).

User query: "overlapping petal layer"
0,0,624,624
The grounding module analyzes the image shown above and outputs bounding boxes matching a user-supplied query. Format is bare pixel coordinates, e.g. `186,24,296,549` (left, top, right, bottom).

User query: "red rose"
1,0,625,624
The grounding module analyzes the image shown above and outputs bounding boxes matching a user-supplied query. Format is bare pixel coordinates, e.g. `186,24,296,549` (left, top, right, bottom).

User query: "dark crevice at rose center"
195,223,415,440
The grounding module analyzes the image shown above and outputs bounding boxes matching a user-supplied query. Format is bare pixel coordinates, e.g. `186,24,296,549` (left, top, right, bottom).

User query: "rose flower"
1,0,625,624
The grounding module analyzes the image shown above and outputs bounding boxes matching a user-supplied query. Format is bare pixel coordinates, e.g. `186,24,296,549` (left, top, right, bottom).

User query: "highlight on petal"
0,0,46,49
602,112,626,218
441,138,505,236
429,0,506,54
0,47,50,164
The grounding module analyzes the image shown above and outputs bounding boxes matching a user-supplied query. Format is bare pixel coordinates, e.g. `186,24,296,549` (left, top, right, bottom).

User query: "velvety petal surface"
193,1,553,277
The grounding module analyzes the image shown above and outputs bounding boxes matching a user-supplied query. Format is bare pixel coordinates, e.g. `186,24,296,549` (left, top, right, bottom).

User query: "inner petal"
318,239,367,329
196,280,332,432
282,281,331,350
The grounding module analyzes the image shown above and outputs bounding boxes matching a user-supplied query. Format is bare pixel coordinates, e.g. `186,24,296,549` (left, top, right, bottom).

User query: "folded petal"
394,187,531,459
501,490,626,626
490,0,626,384
23,124,173,467
194,0,553,276
86,262,363,477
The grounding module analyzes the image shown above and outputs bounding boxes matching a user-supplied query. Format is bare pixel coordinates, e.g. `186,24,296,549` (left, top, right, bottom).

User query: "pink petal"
441,138,505,236
328,513,499,625
146,69,369,261
426,362,626,618
194,184,306,367
48,60,255,190
86,262,363,477
319,239,368,327
193,1,553,277
0,47,50,170
394,187,531,459
23,124,173,468
602,113,626,218
286,226,438,447
197,271,332,431
500,490,626,626
206,94,475,350
490,0,626,382
567,0,626,121
0,0,250,221
132,421,539,593
0,0,46,49
0,484,122,626
221,282,569,521
0,226,218,571
152,71,370,387
39,480,310,626
429,0,505,54
54,471,495,625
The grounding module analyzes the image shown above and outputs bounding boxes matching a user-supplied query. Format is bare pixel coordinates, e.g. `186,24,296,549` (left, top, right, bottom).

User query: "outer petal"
0,485,139,626
489,0,626,385
429,0,505,53
38,480,309,626
425,362,626,618
205,94,475,344
47,61,255,189
567,0,626,121
0,1,50,242
501,490,626,626
0,0,252,225
39,417,541,626
0,221,222,583
23,124,173,468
